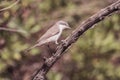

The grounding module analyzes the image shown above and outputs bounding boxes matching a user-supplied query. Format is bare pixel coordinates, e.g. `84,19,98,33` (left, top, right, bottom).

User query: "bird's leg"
55,40,59,44
55,39,61,51
56,39,67,51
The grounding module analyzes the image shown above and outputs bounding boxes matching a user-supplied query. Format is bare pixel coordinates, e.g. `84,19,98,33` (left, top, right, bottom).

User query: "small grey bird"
25,20,71,52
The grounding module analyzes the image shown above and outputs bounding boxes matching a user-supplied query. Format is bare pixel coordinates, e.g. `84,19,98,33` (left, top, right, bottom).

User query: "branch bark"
32,0,120,80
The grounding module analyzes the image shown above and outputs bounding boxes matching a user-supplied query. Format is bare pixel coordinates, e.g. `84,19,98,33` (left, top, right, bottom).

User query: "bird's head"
57,20,71,30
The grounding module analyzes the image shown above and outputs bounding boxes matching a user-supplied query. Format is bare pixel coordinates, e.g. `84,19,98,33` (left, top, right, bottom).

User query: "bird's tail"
24,43,42,52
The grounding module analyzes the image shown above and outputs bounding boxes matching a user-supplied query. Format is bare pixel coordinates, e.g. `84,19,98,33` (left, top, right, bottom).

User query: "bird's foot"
61,39,67,44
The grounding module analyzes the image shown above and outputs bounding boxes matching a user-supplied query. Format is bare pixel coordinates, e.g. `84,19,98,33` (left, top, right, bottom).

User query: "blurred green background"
0,0,120,80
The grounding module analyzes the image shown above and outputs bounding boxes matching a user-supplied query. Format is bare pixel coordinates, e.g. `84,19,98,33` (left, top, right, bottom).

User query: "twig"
32,0,120,80
0,27,25,33
0,0,20,12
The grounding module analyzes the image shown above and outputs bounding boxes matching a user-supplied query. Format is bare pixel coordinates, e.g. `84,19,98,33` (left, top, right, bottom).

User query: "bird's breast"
46,32,61,42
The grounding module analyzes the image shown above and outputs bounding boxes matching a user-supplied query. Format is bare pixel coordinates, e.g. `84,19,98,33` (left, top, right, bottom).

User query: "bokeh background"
0,0,120,80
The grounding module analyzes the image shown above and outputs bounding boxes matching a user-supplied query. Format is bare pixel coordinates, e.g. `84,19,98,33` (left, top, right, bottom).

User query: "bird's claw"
61,39,67,44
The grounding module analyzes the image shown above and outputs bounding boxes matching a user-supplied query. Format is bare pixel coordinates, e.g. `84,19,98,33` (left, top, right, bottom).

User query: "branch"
32,0,120,80
0,0,20,12
0,27,26,33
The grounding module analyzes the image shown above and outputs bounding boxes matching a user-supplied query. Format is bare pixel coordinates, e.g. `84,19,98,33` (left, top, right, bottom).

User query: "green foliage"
48,71,62,80
39,0,69,12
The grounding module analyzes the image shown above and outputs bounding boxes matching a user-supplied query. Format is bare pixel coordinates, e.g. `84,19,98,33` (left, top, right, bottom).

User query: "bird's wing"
37,24,59,43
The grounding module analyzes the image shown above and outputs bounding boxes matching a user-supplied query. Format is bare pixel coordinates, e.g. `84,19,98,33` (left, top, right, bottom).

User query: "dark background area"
0,0,120,80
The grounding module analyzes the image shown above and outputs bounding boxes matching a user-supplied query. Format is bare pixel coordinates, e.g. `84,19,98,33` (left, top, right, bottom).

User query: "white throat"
58,25,65,37
59,25,66,31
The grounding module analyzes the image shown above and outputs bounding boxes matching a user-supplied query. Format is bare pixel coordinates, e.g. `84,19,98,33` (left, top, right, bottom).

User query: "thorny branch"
32,0,120,80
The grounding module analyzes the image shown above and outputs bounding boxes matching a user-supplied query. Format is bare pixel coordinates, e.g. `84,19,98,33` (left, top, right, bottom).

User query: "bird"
25,20,71,52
